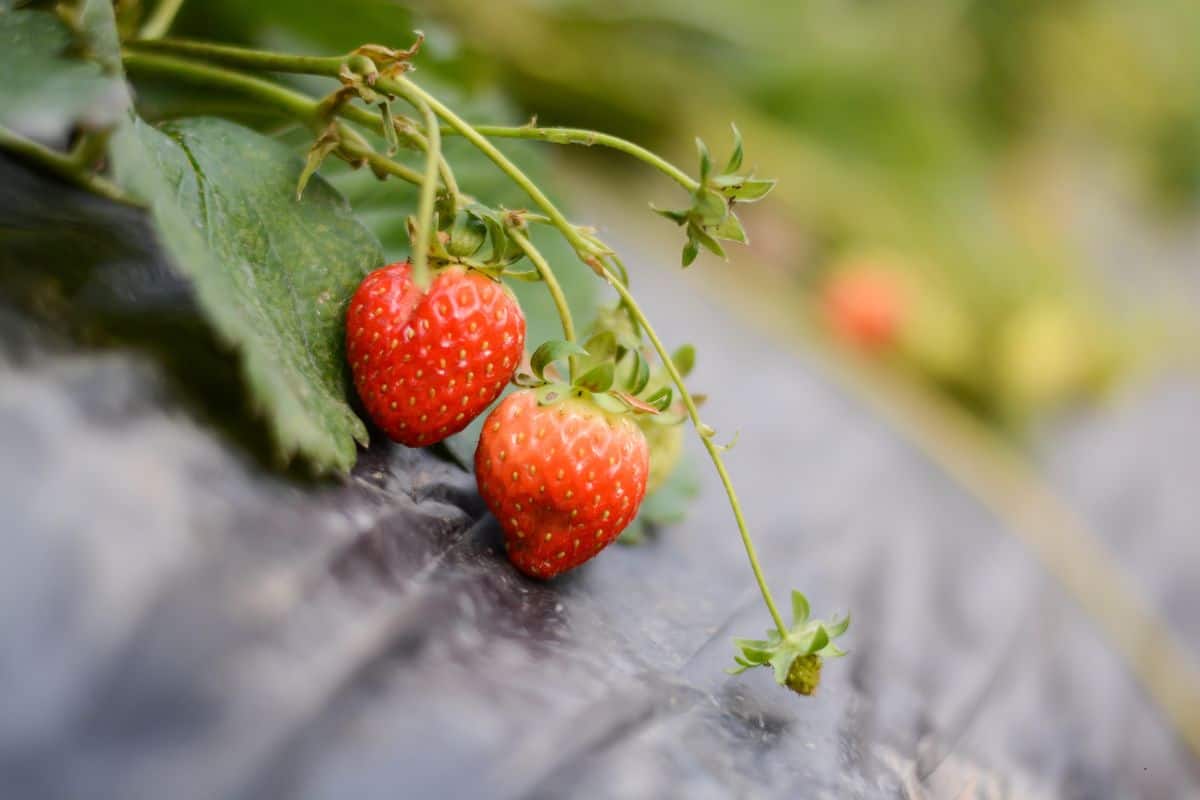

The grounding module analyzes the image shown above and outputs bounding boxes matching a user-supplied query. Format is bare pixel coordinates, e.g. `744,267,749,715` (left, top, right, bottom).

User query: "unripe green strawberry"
785,654,822,696
475,389,650,579
346,260,525,446
642,416,684,495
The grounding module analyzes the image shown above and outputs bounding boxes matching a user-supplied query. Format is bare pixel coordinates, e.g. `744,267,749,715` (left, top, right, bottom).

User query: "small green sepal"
729,591,849,697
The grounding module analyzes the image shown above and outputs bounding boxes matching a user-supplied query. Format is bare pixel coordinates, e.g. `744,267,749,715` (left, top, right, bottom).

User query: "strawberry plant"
0,0,847,694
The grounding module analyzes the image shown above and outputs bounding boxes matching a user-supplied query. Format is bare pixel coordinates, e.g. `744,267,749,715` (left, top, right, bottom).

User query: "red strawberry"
822,268,906,353
475,389,650,578
346,260,525,446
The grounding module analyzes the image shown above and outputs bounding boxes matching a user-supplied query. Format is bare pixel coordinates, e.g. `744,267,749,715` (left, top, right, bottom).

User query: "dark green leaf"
111,116,379,473
0,9,130,146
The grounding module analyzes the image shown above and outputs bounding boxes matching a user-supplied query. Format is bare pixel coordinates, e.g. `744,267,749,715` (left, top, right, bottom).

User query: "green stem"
0,125,133,204
124,38,345,76
120,51,424,185
599,254,789,636
446,124,699,192
508,227,577,377
139,0,186,39
409,94,440,290
385,77,603,261
121,49,455,197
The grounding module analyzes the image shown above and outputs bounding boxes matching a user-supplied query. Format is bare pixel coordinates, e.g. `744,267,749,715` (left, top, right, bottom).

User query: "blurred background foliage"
157,0,1200,432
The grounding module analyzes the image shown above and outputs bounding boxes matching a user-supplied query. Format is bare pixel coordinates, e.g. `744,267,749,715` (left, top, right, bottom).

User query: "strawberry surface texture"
475,389,650,578
346,261,525,446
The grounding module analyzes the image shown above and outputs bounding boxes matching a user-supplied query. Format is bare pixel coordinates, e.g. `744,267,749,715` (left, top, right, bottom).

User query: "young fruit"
346,260,525,446
475,388,650,579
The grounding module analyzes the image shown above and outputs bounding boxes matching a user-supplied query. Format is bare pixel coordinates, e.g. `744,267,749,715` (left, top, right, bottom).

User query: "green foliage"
111,116,379,473
0,8,129,143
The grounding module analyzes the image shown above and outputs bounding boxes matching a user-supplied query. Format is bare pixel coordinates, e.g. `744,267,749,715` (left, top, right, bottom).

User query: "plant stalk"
0,125,133,204
445,124,699,192
120,51,425,186
139,0,187,39
599,254,789,636
508,228,577,377
409,93,440,290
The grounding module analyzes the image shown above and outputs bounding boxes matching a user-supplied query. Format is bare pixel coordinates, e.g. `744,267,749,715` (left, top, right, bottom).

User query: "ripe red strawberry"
821,268,906,353
475,389,650,579
346,260,525,446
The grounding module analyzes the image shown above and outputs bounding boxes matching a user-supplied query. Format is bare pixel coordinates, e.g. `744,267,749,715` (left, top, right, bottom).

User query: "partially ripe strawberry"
475,389,650,579
821,268,907,352
346,260,525,446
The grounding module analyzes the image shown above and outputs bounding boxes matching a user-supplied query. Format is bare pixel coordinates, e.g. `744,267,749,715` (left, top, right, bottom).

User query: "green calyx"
516,333,687,418
727,590,849,697
651,124,776,267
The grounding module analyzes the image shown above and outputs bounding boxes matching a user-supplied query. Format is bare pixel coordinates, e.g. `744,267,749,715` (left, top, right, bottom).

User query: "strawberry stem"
139,0,187,39
408,91,441,290
508,228,578,379
439,125,700,193
119,51,429,188
598,253,790,637
0,124,133,204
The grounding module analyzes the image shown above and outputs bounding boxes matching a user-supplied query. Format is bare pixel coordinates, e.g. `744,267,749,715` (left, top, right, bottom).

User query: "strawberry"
821,267,907,353
475,388,650,579
346,260,525,446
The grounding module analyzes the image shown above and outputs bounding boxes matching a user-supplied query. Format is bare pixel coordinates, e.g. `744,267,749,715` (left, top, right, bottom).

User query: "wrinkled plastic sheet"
1,155,1198,799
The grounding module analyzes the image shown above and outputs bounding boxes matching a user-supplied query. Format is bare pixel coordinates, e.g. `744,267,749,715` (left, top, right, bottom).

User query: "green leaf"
791,590,810,627
770,650,793,685
111,116,379,473
671,344,696,377
79,0,125,71
530,339,587,380
711,213,748,244
651,204,689,226
575,361,615,393
691,225,727,259
619,349,650,395
581,330,617,370
724,123,744,173
692,188,727,223
725,178,776,202
643,386,672,412
825,613,851,639
696,137,712,183
0,9,130,145
681,237,700,267
803,625,831,655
